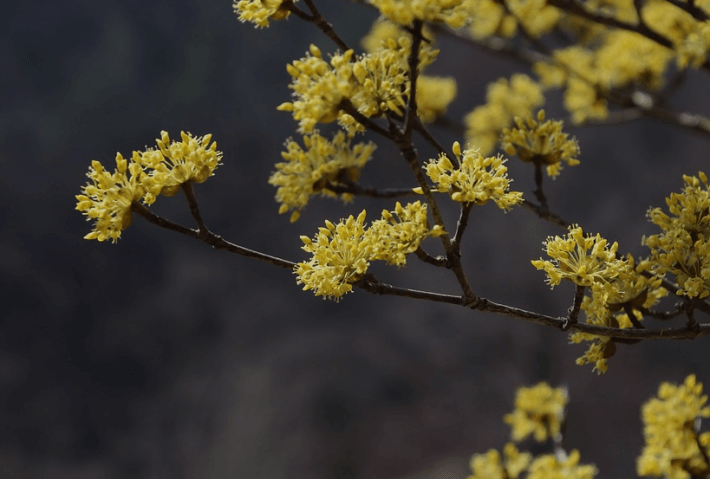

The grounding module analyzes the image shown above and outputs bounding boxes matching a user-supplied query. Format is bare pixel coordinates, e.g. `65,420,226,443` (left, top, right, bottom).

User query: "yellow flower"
467,449,505,479
570,256,668,374
502,109,580,179
642,0,710,69
269,130,376,222
527,450,598,479
531,225,626,288
419,141,523,210
233,0,292,28
643,172,710,299
637,375,710,479
278,45,358,134
295,211,373,301
75,153,148,243
368,0,475,28
416,75,457,123
367,201,445,267
464,74,545,155
138,131,222,199
504,382,569,442
361,18,436,54
279,41,437,136
533,47,608,124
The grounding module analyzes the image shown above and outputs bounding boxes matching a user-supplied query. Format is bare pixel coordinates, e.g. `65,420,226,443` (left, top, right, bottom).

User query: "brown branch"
284,0,350,52
564,284,586,329
131,202,297,270
324,182,418,199
414,247,447,267
521,200,570,229
451,202,473,257
355,275,710,340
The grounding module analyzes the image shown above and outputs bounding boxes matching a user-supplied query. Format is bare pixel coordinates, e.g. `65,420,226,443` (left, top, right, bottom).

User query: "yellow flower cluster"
269,130,377,222
464,74,545,155
532,0,710,125
531,225,626,288
637,375,710,479
502,109,580,179
417,141,524,210
278,40,438,135
527,450,598,479
361,19,457,123
76,131,222,242
534,47,610,125
233,0,292,28
504,382,569,442
296,202,444,300
570,256,667,374
142,131,222,198
468,443,531,479
643,172,710,299
368,201,446,266
75,154,149,243
468,383,597,479
642,0,710,69
367,0,475,28
467,0,561,40
415,75,457,123
296,211,372,301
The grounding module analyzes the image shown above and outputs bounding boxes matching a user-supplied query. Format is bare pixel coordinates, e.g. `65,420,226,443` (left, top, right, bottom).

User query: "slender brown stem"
522,200,570,229
324,182,417,199
355,275,710,340
451,203,473,256
284,0,350,51
340,101,394,139
563,284,586,330
131,202,297,270
181,182,207,233
414,247,447,267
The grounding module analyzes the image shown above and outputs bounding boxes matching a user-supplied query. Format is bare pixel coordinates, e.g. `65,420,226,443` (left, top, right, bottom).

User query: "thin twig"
394,22,479,306
533,162,549,212
181,182,207,232
325,182,418,199
563,284,586,330
521,200,570,229
451,202,473,257
286,0,351,51
131,202,297,270
414,247,447,267
355,275,710,340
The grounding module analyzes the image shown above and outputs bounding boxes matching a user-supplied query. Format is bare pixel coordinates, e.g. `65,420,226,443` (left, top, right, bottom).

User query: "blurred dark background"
1,0,709,478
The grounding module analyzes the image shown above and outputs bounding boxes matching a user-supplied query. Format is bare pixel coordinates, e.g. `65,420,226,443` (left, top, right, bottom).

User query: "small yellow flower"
233,0,292,28
418,141,523,210
569,256,667,374
416,75,457,123
75,153,147,243
368,0,475,28
637,375,710,479
138,131,222,198
295,211,372,301
367,201,445,267
279,41,438,136
527,450,598,479
467,449,506,479
532,225,626,288
504,382,569,442
643,172,710,299
502,109,580,179
269,130,376,222
464,74,545,155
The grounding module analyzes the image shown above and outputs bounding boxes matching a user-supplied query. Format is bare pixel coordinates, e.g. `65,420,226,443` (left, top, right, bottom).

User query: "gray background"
2,0,709,478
